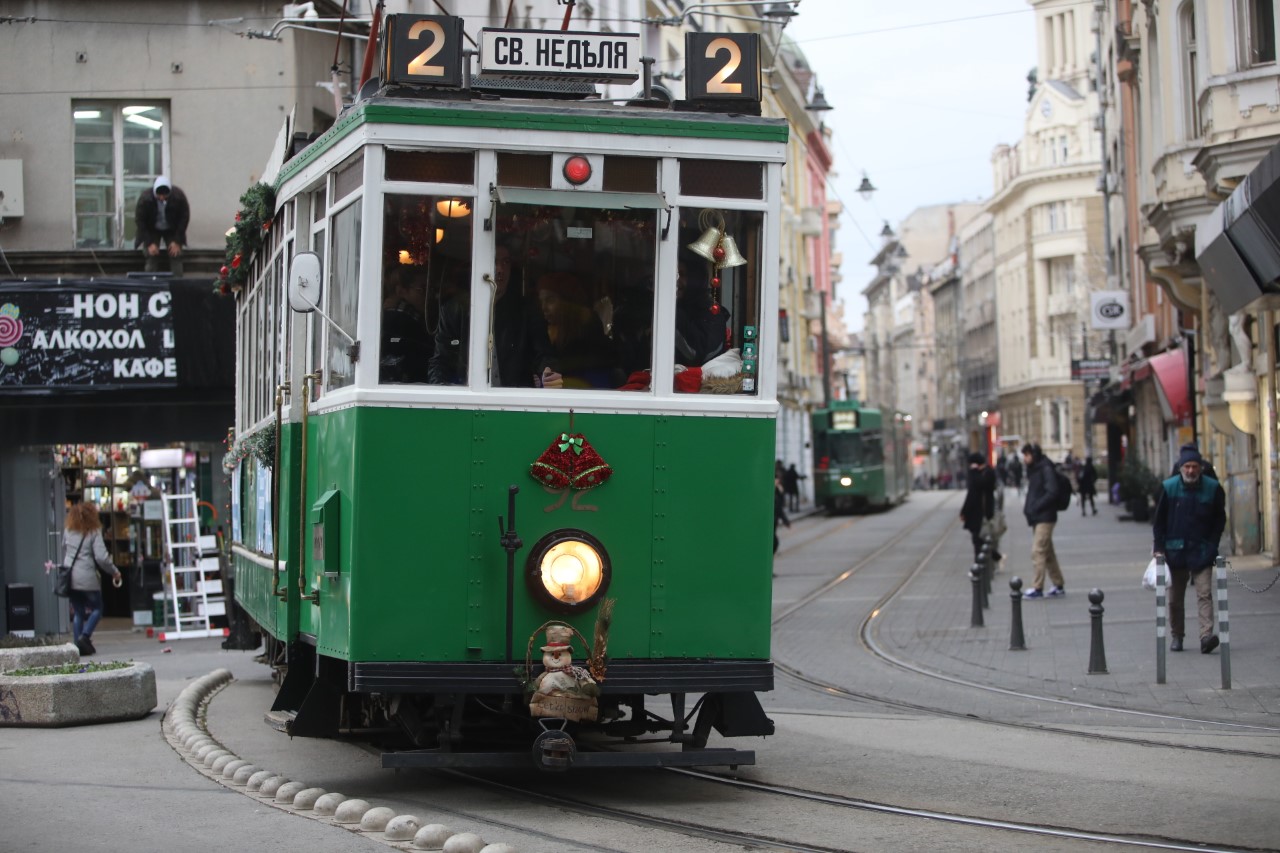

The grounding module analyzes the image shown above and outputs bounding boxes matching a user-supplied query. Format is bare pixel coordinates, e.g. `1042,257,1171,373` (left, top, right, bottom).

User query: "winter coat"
134,187,190,248
960,466,997,533
380,300,432,383
1078,464,1098,497
428,289,554,387
1022,455,1060,526
63,529,119,592
1153,474,1226,572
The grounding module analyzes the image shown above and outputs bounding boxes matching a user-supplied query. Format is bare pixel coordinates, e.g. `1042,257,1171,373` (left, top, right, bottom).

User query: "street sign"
478,28,641,82
1090,290,1130,330
1072,358,1112,381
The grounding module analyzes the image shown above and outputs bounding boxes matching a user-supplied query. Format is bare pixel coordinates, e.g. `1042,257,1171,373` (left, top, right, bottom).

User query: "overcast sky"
782,0,1041,328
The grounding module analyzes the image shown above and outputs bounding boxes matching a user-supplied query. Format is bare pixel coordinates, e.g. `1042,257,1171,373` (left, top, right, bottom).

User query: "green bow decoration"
558,434,584,455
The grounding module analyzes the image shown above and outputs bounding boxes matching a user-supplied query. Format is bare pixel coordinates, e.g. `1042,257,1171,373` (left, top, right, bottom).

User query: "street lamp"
856,172,877,201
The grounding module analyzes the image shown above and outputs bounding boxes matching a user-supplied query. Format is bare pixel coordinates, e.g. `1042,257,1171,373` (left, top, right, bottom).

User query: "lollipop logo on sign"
0,303,24,368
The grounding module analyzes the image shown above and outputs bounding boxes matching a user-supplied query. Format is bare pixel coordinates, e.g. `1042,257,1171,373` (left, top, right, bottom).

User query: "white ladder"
159,493,228,641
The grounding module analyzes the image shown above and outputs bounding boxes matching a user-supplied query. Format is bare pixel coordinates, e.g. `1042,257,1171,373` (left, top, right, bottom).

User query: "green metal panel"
236,405,774,663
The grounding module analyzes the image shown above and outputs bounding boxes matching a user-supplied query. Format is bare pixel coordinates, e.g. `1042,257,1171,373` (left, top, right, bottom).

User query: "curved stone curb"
0,661,157,726
0,643,79,672
161,670,517,852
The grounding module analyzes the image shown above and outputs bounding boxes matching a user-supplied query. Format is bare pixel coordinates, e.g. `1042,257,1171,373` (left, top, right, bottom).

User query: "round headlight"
526,529,611,613
839,476,853,487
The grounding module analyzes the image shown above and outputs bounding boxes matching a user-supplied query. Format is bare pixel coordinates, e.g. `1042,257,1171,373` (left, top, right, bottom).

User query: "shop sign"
1090,290,1130,330
0,282,178,391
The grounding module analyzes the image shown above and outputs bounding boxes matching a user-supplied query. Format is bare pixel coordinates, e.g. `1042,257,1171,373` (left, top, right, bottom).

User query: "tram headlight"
840,476,853,487
527,529,610,613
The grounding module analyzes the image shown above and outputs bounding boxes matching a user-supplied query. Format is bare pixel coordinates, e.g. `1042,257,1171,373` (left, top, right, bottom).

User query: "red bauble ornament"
710,305,721,314
231,254,242,269
713,246,725,261
711,277,720,286
220,265,229,277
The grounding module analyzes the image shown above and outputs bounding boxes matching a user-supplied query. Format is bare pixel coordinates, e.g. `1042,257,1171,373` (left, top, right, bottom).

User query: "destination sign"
479,28,641,82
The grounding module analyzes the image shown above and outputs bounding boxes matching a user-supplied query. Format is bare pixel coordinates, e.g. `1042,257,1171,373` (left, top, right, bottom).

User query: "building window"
1049,256,1076,293
73,102,169,249
1240,0,1277,66
1180,2,1201,138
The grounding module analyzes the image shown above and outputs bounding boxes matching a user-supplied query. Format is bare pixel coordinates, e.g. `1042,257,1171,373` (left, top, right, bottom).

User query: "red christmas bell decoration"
530,430,612,491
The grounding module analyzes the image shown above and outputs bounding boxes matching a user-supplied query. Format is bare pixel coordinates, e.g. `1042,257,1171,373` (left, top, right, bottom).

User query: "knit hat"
968,452,984,465
154,176,171,194
1176,445,1203,468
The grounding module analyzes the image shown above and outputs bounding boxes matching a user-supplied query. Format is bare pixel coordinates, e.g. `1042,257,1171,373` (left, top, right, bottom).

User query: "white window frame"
71,101,170,250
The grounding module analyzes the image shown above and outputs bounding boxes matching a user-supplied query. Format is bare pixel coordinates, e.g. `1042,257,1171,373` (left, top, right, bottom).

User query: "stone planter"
0,643,80,673
0,662,157,727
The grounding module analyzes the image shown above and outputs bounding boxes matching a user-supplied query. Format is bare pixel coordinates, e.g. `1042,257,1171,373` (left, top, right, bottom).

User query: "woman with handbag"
62,502,122,656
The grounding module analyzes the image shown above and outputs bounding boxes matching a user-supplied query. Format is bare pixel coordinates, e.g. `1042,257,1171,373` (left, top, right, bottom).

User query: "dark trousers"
1080,491,1096,514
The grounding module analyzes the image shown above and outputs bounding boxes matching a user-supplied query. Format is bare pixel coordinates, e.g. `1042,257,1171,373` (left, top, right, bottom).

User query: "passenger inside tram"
378,267,432,384
535,271,621,389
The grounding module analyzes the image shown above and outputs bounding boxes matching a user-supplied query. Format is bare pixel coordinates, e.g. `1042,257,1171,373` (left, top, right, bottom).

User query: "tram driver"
429,245,563,388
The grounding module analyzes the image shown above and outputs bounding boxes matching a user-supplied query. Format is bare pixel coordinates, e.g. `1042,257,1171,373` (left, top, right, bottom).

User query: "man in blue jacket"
1152,446,1226,653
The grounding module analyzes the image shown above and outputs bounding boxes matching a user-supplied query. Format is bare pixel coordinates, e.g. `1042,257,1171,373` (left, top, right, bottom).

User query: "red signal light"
562,155,592,185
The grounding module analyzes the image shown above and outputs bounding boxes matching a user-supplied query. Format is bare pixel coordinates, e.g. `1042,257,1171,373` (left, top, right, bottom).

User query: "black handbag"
55,535,88,598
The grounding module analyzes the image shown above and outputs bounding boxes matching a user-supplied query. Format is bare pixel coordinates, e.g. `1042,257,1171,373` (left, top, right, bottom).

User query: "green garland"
216,182,277,296
223,427,276,473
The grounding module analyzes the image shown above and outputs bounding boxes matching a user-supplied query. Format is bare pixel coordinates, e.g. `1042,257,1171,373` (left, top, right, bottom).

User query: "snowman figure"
530,624,599,722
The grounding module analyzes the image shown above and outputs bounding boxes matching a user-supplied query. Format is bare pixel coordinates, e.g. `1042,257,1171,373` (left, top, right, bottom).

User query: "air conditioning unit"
0,160,24,218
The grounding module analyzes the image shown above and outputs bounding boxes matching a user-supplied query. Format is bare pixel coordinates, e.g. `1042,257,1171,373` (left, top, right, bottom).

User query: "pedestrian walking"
1152,446,1226,653
1079,455,1099,516
960,452,998,561
782,463,805,512
1007,453,1024,497
1021,443,1065,599
773,474,790,556
60,502,123,656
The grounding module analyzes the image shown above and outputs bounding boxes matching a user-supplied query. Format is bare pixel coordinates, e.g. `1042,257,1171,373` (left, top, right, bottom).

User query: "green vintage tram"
811,401,911,513
226,17,785,770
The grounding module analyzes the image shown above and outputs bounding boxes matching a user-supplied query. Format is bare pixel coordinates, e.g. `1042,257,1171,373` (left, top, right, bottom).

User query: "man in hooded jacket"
1021,442,1065,599
1153,446,1226,653
135,175,190,276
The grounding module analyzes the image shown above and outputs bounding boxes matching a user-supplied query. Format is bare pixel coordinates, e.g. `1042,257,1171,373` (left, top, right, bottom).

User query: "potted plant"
1118,456,1160,522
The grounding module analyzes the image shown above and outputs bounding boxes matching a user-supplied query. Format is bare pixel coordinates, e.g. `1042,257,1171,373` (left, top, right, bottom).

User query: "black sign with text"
0,282,178,391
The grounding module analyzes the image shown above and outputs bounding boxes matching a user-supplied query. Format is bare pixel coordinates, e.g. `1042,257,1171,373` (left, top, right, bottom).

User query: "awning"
1148,348,1191,424
1196,139,1280,314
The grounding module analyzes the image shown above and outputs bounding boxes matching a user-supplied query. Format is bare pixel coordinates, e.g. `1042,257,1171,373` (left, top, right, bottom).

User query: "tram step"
264,709,296,733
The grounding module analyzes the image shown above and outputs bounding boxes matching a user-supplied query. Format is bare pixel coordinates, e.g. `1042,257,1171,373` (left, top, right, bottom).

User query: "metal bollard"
980,536,994,598
1087,588,1108,674
1009,576,1026,650
977,546,990,609
1216,556,1231,690
1155,555,1166,685
970,563,985,628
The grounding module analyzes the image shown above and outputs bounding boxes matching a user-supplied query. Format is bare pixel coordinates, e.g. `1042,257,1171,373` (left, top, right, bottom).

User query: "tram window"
602,157,658,193
326,201,361,391
679,160,763,200
488,203,655,390
334,151,364,202
381,194,473,385
675,208,762,395
497,153,553,188
385,150,475,184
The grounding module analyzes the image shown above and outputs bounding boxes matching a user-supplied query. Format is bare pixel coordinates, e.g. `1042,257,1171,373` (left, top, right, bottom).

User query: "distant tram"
811,401,910,512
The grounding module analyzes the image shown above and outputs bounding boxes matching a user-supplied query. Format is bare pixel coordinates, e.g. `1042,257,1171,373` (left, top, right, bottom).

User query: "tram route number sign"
382,14,465,88
479,28,641,83
685,32,761,102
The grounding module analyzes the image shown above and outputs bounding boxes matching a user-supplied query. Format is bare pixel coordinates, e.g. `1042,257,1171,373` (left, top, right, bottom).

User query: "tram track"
771,497,1280,756
438,765,1269,853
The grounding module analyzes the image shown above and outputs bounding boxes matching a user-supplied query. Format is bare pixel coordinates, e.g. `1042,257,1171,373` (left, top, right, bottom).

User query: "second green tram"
811,402,911,513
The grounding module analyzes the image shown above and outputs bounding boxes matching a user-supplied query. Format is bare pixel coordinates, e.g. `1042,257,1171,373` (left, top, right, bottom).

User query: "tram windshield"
828,433,884,468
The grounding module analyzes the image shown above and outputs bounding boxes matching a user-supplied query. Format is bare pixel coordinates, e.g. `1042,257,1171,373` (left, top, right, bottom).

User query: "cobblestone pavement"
773,488,1280,734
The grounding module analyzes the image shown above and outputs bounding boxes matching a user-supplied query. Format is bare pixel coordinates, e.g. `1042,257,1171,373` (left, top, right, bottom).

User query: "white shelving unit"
159,493,228,641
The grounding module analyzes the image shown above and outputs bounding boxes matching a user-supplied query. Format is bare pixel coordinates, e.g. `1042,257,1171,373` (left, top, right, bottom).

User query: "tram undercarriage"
262,637,773,771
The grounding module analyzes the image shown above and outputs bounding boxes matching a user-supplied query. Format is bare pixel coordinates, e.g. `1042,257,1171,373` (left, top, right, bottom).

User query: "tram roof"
279,95,789,187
